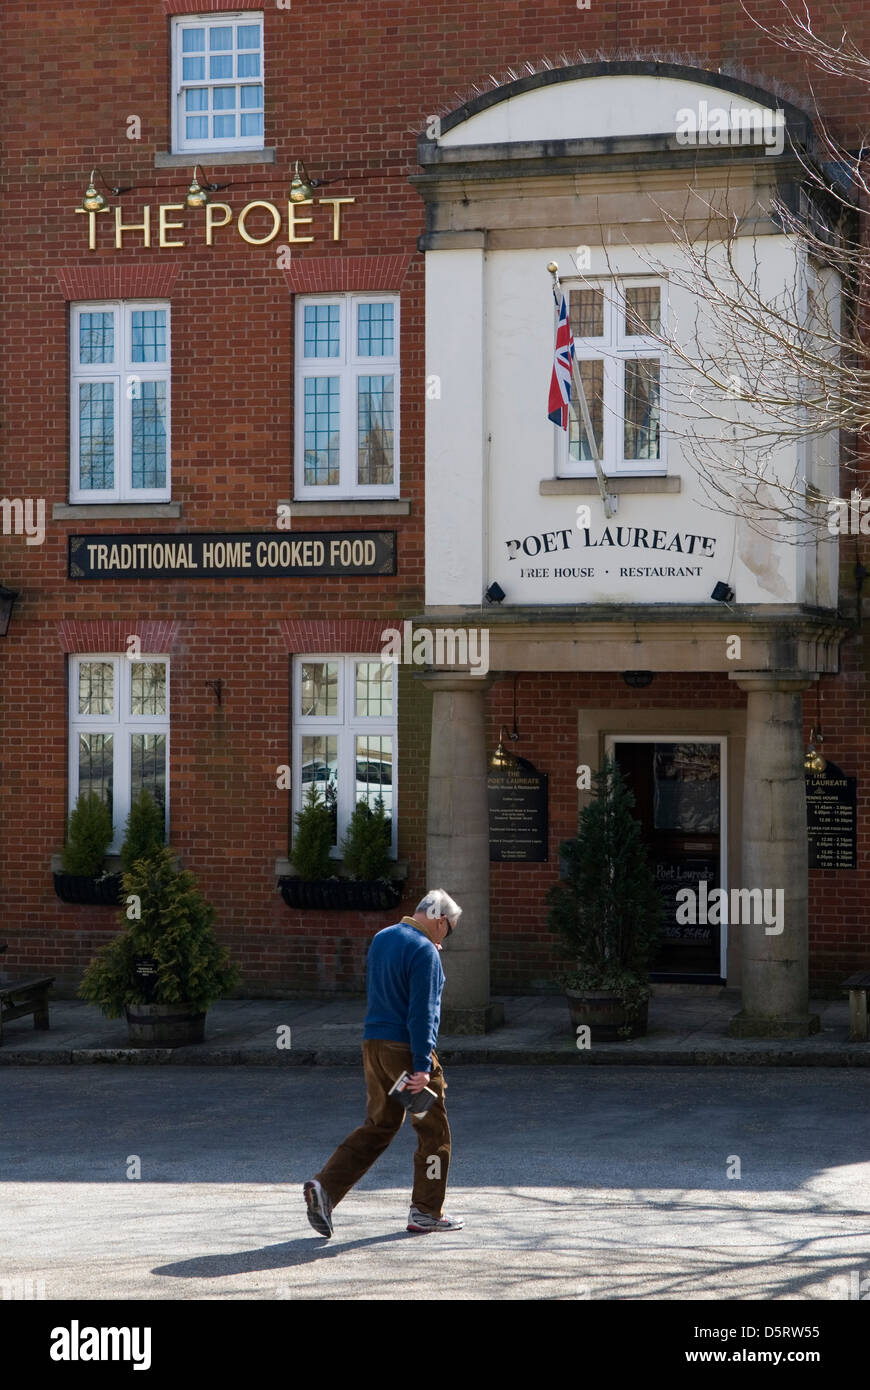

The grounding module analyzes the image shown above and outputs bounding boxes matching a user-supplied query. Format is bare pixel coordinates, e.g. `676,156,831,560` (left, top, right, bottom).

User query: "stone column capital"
728,669,819,695
416,670,496,694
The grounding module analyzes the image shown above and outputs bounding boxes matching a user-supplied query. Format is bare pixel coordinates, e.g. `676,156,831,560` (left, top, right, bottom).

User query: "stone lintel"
417,670,496,693
729,669,819,693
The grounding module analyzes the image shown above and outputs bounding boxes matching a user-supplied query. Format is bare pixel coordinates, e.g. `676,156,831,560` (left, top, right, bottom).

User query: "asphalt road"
2,1066,869,1301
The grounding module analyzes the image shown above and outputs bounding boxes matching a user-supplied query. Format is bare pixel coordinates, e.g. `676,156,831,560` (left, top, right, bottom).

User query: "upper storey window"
171,14,264,154
562,279,664,476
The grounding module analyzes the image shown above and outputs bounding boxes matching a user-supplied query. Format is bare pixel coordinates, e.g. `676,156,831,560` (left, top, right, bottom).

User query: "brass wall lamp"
289,160,320,202
490,725,519,769
185,166,232,209
80,168,134,212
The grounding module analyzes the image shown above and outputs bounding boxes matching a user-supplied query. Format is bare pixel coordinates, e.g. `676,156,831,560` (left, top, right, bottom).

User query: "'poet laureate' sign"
69,531,396,579
488,758,549,862
806,762,857,870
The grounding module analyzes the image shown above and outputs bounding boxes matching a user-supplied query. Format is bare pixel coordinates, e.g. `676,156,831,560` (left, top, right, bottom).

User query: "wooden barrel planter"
279,877,403,911
125,1002,206,1046
53,872,124,906
565,988,649,1041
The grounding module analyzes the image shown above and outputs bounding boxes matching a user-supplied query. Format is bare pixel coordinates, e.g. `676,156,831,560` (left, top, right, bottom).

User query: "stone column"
419,671,503,1034
728,671,819,1038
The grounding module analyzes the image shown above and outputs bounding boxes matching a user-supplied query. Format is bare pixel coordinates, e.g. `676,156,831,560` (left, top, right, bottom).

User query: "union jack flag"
547,292,575,430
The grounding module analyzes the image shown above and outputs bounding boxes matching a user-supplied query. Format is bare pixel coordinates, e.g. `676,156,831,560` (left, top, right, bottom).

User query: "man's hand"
404,1070,431,1093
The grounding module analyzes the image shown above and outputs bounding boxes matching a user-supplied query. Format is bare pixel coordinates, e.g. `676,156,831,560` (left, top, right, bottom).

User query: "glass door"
606,737,727,982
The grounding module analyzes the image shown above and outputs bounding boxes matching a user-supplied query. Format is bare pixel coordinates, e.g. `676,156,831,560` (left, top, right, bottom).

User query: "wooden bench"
0,976,55,1044
843,971,870,1042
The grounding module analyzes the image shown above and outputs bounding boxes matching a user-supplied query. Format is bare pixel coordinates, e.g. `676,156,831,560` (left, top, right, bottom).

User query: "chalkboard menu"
488,758,548,862
806,762,857,870
652,854,719,944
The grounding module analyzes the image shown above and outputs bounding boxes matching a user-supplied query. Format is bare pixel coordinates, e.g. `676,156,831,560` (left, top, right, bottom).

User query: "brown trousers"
314,1039,451,1218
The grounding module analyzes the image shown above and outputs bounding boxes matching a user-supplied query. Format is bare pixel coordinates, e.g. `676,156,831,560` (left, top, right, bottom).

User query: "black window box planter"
279,877,404,912
53,872,124,906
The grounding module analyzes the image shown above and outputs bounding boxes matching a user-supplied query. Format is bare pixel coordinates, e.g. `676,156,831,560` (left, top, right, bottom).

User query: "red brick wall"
2,0,869,998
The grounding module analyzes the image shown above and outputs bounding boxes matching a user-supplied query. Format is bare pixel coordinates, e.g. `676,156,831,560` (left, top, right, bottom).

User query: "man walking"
304,889,464,1236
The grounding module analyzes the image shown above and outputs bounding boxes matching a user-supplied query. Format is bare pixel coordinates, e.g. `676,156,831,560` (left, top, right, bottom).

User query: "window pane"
131,734,166,811
186,116,208,139
300,735,338,843
240,114,263,137
240,84,262,108
210,55,233,79
304,377,340,486
237,52,260,78
131,381,167,489
79,382,115,490
237,24,260,48
301,662,338,717
79,312,114,364
625,286,661,336
355,735,393,820
355,662,393,717
182,28,205,52
213,85,235,110
569,360,604,462
78,662,114,715
78,734,113,816
209,25,232,49
303,304,340,358
357,302,394,357
182,57,205,81
131,310,166,364
569,289,604,338
213,113,236,138
357,375,394,485
624,360,661,460
185,88,208,111
131,662,167,716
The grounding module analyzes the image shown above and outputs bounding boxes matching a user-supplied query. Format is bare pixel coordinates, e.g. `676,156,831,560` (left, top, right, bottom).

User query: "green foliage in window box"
547,757,662,1013
290,783,335,881
78,845,240,1017
340,797,392,881
61,793,114,878
120,787,166,873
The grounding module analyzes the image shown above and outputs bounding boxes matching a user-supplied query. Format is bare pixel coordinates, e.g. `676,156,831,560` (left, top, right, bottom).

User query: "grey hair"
416,888,462,927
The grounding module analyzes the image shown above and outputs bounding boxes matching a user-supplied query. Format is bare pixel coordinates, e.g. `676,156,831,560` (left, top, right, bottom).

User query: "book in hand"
388,1071,437,1115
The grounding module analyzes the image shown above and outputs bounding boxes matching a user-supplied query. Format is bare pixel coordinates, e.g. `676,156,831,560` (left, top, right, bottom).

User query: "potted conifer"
53,792,122,905
547,758,662,1040
279,790,402,910
78,844,240,1045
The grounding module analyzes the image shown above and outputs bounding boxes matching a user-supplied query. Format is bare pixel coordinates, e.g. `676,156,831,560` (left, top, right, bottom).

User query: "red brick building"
1,2,868,1032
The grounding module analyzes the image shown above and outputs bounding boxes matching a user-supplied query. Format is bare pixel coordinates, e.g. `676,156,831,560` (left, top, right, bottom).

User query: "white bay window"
69,656,169,853
294,296,400,499
70,302,170,503
292,656,397,856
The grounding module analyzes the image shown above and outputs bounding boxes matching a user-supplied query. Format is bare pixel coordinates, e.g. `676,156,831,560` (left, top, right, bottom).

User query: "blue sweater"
363,920,446,1072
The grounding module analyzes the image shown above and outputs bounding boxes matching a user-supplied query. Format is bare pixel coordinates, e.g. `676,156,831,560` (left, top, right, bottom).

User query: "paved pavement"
3,1066,869,1300
0,989,866,1065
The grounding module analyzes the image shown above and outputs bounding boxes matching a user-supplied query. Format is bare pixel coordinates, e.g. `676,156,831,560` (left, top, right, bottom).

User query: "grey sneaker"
304,1180,334,1237
407,1206,464,1233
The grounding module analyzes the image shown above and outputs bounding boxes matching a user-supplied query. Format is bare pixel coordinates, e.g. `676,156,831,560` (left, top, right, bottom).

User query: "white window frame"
559,277,666,477
68,655,171,855
171,13,265,154
70,301,171,504
294,294,401,500
291,654,398,859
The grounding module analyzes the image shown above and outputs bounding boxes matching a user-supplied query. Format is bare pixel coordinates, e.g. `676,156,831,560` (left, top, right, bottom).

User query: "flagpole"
547,262,615,520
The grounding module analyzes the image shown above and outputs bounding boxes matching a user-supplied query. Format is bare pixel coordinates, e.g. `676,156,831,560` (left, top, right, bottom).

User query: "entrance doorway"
606,736,727,983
